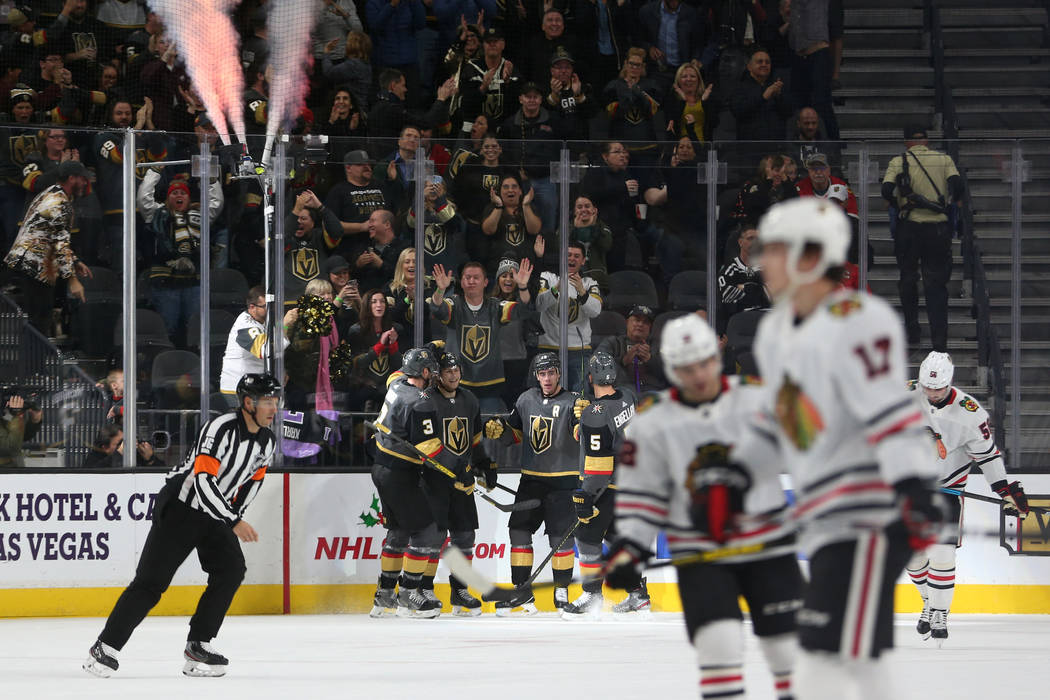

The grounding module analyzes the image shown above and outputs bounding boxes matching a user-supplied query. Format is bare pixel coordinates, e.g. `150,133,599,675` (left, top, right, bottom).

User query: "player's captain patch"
960,397,978,412
826,297,862,317
775,376,825,451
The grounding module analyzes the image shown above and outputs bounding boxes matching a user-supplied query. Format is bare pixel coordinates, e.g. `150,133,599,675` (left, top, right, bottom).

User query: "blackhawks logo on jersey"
960,397,979,412
443,416,470,455
827,297,862,317
529,415,553,453
461,324,491,363
775,376,825,451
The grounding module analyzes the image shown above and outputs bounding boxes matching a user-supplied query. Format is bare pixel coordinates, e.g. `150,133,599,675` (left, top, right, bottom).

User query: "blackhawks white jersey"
616,376,795,564
740,289,939,556
910,384,1008,490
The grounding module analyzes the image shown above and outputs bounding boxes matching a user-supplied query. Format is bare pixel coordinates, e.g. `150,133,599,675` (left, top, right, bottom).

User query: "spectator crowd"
0,0,936,467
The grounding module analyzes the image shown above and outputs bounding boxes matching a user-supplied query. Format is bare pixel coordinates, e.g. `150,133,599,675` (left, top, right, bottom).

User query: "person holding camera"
882,125,964,352
0,392,43,467
82,424,164,469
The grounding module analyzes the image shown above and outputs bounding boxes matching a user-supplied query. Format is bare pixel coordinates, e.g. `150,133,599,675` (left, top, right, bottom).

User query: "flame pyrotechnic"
261,0,319,165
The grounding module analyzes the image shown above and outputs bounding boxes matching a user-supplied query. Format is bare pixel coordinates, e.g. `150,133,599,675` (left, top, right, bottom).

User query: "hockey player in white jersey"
738,197,944,700
606,314,803,699
906,351,1029,644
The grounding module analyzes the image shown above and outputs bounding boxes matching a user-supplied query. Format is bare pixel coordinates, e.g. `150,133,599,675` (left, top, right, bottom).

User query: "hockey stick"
364,421,540,513
493,482,520,497
940,487,1050,515
447,538,777,603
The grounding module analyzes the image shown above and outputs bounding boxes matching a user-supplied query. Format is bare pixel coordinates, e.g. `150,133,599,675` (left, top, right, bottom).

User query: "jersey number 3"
853,336,892,379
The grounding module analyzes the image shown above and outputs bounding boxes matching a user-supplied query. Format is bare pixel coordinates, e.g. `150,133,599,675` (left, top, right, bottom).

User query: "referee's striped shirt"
169,411,277,526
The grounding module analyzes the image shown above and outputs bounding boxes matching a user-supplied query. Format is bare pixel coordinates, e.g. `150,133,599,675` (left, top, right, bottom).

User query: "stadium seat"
725,308,767,376
113,309,174,348
605,271,659,314
151,349,202,410
186,309,237,350
667,270,708,311
71,267,122,357
209,268,250,315
589,310,626,350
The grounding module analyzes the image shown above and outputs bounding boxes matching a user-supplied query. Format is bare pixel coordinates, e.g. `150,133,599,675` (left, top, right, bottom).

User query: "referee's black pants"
894,219,952,351
100,489,246,650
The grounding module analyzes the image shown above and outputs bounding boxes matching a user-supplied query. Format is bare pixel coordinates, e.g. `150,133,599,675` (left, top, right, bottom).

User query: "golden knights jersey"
430,386,488,473
909,384,1008,490
506,387,580,486
742,289,939,556
430,295,527,388
578,389,635,495
617,377,795,563
374,377,443,470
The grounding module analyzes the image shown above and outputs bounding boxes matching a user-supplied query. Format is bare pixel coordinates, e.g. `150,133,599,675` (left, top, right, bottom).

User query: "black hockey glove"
894,477,947,550
604,537,653,591
476,463,498,491
992,480,1029,519
453,464,475,495
687,444,751,544
572,489,599,524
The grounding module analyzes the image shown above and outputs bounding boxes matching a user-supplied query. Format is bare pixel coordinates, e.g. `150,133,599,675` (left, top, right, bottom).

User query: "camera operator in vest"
881,125,964,352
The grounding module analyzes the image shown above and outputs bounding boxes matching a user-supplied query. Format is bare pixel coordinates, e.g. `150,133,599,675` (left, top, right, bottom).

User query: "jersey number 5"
853,336,892,379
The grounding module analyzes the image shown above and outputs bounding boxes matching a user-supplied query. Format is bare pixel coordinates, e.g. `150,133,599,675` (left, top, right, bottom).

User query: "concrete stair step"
944,47,1050,66
843,27,926,51
939,7,1048,27
843,9,925,28
835,106,936,130
945,65,1050,87
839,64,935,88
956,106,1050,130
942,26,1045,48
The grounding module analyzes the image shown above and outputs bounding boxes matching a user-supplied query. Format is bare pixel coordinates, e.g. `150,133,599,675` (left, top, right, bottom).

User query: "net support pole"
551,148,579,377
856,146,873,292
409,147,433,348
196,141,213,420
272,139,289,466
1009,142,1028,469
121,127,137,467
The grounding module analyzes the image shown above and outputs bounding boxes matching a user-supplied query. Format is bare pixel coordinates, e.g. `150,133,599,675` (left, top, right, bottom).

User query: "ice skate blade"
452,605,482,617
182,659,227,677
494,604,538,617
395,606,441,619
82,658,114,678
369,606,397,618
613,607,653,619
933,636,947,649
560,609,602,621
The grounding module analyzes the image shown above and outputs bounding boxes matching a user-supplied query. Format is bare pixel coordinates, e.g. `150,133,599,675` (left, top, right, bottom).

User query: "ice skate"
916,598,932,639
554,587,569,611
369,587,398,618
561,590,603,619
930,609,948,647
612,579,652,617
494,589,538,616
82,640,118,678
450,586,482,617
183,641,228,677
421,587,442,608
396,587,441,619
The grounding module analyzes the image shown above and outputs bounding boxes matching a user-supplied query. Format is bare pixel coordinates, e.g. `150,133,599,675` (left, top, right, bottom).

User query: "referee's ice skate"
82,640,118,678
183,641,229,677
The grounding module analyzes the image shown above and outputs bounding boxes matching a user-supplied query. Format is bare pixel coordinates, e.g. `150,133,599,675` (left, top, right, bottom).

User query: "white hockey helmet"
918,351,954,390
660,314,720,383
758,197,851,291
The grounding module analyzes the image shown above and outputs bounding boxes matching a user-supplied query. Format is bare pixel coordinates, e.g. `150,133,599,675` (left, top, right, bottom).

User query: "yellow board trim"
3,583,1050,617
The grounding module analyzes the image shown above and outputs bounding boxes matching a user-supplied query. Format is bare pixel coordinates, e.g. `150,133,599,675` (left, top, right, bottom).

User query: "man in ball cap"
460,24,521,125
544,46,594,140
596,304,665,394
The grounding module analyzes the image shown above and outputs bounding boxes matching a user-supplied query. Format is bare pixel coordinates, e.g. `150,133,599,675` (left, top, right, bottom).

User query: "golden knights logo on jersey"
482,174,500,191
370,353,390,376
443,416,469,455
424,223,446,255
775,375,825,451
461,324,491,363
504,221,524,247
483,92,504,119
530,415,553,453
292,248,320,281
8,134,37,166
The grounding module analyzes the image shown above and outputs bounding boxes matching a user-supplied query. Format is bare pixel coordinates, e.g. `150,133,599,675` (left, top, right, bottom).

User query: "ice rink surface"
2,613,1048,699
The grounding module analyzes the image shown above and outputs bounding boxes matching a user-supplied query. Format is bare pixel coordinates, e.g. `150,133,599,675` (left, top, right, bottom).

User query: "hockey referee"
83,373,280,678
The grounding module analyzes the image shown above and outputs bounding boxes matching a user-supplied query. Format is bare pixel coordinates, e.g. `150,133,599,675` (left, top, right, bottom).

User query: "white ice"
1,613,1047,699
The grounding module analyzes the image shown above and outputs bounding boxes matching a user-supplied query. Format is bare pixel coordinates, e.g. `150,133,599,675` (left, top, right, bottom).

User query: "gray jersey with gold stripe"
507,386,580,486
429,386,487,472
374,377,443,470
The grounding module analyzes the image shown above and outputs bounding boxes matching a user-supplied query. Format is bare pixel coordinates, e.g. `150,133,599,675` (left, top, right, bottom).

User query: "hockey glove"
453,465,475,495
687,444,751,544
604,537,653,591
573,398,591,420
573,489,599,524
484,418,505,439
476,463,498,491
993,480,1029,519
894,477,947,550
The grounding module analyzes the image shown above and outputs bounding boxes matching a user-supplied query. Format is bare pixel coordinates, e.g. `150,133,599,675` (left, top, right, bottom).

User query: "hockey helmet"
918,351,954,390
660,314,720,382
236,373,282,406
588,351,618,386
533,351,560,375
758,197,850,292
438,351,461,371
400,347,439,378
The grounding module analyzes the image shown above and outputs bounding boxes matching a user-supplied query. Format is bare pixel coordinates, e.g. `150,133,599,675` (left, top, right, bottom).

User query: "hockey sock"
551,549,575,588
694,620,744,699
758,634,797,700
421,557,439,590
927,565,955,611
401,548,430,590
510,546,534,587
379,546,404,590
906,555,929,604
